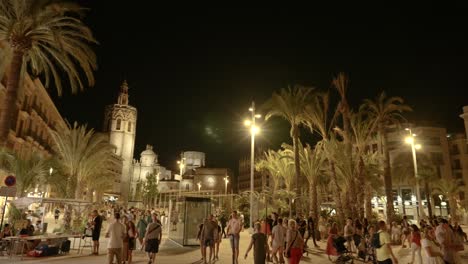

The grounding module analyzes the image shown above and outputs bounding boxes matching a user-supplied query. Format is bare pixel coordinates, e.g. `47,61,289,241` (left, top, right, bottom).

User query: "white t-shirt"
271,225,286,248
375,231,392,261
421,238,444,264
106,221,126,249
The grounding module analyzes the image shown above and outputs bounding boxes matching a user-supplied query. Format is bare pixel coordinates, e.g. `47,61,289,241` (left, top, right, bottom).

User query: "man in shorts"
227,210,242,264
200,214,218,264
271,218,286,264
91,210,102,255
144,213,162,264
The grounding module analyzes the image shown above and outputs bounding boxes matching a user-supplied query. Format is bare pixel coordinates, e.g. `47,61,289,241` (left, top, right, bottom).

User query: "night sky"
51,4,468,175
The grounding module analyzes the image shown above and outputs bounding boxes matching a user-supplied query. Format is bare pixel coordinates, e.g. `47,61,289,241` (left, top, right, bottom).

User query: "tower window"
128,122,132,132
116,119,121,130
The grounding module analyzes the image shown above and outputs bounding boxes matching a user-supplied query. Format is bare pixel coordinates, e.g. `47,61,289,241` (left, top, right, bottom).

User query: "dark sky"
52,4,468,174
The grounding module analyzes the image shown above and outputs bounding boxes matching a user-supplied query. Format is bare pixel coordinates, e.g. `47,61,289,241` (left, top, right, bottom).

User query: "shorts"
145,239,159,253
128,238,136,250
203,239,214,247
92,231,101,241
229,234,240,249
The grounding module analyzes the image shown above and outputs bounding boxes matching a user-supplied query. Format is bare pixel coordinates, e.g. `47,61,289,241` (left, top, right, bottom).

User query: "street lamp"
197,182,202,192
224,176,229,195
438,194,444,216
177,158,186,197
244,101,261,232
405,128,424,222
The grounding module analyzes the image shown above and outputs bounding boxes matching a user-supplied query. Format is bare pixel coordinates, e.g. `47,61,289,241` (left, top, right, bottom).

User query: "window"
430,152,444,165
453,159,461,170
455,173,463,179
460,191,465,201
185,184,189,191
116,119,121,130
451,145,460,155
127,122,132,132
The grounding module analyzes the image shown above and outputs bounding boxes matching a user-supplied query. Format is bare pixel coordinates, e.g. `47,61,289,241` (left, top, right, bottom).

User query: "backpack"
371,232,383,248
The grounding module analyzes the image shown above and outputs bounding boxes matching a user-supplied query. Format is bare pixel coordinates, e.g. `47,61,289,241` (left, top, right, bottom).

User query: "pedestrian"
105,212,126,264
215,218,222,260
304,212,319,248
375,220,398,264
435,219,456,264
137,211,148,249
197,220,205,261
271,218,286,264
144,213,162,264
200,214,218,264
227,210,242,264
391,222,401,245
421,225,444,264
344,218,355,252
91,210,102,256
126,217,137,264
54,208,60,224
401,215,410,248
245,222,269,264
220,214,227,238
408,224,422,264
285,219,304,264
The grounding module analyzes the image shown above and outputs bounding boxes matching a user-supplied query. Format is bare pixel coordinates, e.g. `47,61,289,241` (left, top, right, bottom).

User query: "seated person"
19,220,35,236
35,220,43,234
0,223,13,238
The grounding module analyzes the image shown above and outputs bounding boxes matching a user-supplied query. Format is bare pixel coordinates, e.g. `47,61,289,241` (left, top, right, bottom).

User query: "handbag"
285,231,298,258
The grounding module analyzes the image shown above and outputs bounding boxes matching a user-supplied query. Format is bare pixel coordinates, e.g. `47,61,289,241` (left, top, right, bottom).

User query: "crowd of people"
83,206,164,264
323,215,467,264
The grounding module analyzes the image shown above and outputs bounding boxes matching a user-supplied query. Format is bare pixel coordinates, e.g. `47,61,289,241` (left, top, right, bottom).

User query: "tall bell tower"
103,80,137,202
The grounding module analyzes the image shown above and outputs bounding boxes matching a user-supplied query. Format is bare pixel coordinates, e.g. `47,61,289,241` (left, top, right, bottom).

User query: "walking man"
376,220,398,264
305,212,319,248
227,210,242,264
105,212,126,264
91,210,102,255
271,218,286,264
200,214,218,263
144,213,162,264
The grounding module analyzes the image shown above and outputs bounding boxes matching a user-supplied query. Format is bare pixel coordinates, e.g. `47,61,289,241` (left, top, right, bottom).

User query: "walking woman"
137,211,148,249
326,222,338,257
285,219,304,264
421,226,444,264
126,218,137,264
408,224,422,264
245,222,269,264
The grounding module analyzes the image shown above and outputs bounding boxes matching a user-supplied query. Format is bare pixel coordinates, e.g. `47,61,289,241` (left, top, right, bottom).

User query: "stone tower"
461,106,468,140
104,80,137,201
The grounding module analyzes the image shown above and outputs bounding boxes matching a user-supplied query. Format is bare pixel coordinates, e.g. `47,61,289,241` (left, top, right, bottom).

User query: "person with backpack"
374,220,398,264
144,213,162,264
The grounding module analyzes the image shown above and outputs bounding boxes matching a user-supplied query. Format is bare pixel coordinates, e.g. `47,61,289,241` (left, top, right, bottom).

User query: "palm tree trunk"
365,184,373,218
293,125,301,216
310,180,318,223
330,161,345,226
75,181,82,200
424,181,433,218
380,127,395,224
357,157,366,219
0,50,24,143
449,197,457,221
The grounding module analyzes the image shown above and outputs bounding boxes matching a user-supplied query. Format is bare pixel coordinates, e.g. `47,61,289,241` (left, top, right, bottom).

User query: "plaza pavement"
2,215,468,264
3,230,468,264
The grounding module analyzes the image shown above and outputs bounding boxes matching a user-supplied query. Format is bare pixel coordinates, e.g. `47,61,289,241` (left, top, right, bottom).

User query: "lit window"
116,119,121,130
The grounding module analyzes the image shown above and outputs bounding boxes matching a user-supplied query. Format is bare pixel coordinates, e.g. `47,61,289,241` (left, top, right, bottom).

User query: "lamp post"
405,128,424,222
197,182,202,192
177,158,185,197
224,176,229,195
244,101,261,232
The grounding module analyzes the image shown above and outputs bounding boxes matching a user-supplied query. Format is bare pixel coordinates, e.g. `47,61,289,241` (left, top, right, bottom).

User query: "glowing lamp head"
244,120,252,126
415,144,422,150
405,137,414,144
251,125,260,135
255,114,262,118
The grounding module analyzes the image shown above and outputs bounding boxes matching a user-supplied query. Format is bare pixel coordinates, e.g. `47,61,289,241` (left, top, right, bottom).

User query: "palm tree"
0,0,97,142
433,178,464,221
285,142,326,223
0,149,48,196
302,92,346,224
362,91,412,224
49,122,115,200
264,85,315,210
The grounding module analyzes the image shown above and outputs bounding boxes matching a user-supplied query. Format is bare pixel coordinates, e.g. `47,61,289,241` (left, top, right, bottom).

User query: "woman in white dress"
421,226,445,264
